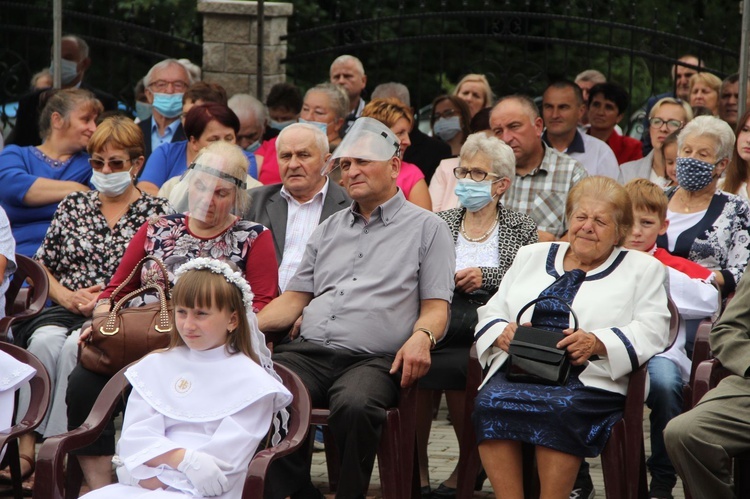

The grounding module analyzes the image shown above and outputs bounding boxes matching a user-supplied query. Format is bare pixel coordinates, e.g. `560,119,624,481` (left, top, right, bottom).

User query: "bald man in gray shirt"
258,118,455,499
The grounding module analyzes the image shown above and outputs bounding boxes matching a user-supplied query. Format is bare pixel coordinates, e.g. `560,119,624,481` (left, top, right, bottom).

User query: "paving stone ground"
311,403,686,499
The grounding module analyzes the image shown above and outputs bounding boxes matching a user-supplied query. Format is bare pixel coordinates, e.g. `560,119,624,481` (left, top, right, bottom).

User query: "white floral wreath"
174,257,254,312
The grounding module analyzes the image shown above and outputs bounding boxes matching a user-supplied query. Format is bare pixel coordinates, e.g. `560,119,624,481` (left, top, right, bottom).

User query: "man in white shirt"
541,80,620,180
244,123,350,291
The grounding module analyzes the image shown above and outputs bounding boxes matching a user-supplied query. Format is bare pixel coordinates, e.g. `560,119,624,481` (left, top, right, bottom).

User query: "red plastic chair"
311,383,420,498
0,254,50,342
33,363,311,499
0,343,51,499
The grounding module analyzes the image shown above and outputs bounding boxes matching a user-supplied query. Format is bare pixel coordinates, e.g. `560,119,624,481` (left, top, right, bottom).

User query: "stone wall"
198,0,292,99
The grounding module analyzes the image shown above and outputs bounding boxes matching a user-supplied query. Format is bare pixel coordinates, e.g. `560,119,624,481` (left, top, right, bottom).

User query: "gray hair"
306,82,350,120
459,132,516,179
330,54,365,76
574,69,606,84
61,34,89,60
277,123,329,159
678,115,736,161
228,93,268,125
143,59,194,88
371,82,411,108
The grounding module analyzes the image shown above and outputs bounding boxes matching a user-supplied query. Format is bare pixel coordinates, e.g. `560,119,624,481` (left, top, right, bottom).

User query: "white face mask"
91,169,133,196
49,58,80,86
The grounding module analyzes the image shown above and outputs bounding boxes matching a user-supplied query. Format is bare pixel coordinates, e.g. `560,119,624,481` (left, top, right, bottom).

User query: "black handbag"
505,296,578,386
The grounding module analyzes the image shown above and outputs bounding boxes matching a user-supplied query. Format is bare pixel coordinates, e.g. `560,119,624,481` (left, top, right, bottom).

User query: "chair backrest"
0,254,50,342
0,342,51,451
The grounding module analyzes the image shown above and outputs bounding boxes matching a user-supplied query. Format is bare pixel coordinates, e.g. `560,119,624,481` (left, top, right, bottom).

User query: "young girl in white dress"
82,258,292,498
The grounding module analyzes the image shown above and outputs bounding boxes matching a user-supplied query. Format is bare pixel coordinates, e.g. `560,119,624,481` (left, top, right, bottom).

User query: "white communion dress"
0,350,36,462
81,345,292,498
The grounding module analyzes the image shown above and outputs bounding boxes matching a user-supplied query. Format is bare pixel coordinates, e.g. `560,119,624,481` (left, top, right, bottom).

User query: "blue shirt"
151,119,182,152
140,140,258,188
0,145,92,256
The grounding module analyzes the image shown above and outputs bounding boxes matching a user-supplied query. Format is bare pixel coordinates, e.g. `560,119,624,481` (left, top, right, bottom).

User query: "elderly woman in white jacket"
472,176,670,499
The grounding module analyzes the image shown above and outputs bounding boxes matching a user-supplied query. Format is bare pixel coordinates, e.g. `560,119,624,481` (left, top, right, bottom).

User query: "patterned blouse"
99,213,279,312
34,191,174,291
437,205,538,293
657,189,750,296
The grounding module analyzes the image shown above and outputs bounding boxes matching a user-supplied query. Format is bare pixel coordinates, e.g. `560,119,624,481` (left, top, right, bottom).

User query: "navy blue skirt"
472,367,626,458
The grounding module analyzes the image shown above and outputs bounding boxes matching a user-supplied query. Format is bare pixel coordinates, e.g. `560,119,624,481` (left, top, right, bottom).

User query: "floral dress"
98,213,279,312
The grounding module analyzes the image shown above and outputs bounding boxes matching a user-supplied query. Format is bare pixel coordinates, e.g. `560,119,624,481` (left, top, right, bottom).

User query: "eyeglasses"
433,108,458,120
453,166,500,182
649,117,683,131
148,80,189,93
89,157,132,171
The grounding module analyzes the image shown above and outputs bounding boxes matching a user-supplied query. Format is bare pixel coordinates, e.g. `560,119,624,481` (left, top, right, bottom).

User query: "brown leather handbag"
80,255,174,376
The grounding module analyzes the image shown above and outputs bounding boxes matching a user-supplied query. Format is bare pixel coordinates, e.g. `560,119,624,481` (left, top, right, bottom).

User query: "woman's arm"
243,229,279,311
407,179,433,211
23,177,89,206
98,222,150,301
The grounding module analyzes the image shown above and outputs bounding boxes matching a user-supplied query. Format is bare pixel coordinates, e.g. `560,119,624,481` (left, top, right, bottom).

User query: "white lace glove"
176,449,233,497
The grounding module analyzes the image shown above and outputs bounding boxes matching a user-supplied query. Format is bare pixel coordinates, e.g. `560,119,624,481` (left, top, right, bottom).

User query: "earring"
228,328,235,334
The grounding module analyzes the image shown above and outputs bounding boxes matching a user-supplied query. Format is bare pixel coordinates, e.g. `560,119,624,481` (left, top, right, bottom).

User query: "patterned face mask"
675,157,718,192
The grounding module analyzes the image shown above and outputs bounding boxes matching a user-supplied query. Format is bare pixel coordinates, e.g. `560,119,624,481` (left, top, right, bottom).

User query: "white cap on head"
322,117,400,175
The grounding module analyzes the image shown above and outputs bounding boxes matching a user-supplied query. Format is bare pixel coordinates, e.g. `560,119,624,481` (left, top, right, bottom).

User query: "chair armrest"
690,319,714,384
34,368,130,499
241,364,312,499
691,358,731,408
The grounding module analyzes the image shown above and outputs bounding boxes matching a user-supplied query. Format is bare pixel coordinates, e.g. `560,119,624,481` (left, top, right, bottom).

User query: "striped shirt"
504,144,588,237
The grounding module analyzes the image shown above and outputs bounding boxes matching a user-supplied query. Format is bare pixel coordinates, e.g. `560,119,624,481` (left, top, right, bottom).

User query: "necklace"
460,210,499,242
678,189,711,213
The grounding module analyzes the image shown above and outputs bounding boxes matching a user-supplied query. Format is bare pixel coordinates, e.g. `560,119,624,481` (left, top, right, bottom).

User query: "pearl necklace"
460,210,499,242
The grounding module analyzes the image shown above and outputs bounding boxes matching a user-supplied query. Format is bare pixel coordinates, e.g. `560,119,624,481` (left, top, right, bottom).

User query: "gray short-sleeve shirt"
286,189,456,355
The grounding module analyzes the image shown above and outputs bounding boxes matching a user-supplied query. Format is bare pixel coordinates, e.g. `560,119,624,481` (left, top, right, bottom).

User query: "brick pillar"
198,0,293,99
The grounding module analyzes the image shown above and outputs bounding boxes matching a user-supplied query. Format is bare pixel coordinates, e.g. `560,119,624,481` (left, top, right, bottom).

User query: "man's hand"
455,267,483,294
390,331,432,387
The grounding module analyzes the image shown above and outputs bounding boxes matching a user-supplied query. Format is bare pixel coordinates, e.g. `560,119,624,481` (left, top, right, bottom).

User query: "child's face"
663,142,678,183
175,303,238,351
624,208,669,252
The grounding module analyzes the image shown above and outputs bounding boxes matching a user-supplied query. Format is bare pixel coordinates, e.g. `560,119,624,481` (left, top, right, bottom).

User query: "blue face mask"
49,58,79,86
454,178,496,212
675,156,718,192
245,140,261,153
134,101,152,122
298,118,329,135
433,116,462,141
269,119,296,131
152,92,184,119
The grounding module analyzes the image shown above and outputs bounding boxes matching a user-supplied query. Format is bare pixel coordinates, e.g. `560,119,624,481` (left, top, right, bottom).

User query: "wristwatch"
414,327,436,349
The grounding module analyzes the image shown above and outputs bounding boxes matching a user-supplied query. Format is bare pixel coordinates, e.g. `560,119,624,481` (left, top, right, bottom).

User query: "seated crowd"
2,38,750,499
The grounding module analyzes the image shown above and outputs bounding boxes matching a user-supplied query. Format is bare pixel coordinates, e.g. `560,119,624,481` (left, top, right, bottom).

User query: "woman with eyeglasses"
620,97,694,187
0,88,102,257
3,116,173,485
431,95,473,157
416,133,537,497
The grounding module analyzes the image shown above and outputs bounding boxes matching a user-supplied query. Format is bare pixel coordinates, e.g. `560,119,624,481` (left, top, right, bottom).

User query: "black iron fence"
283,0,740,134
0,0,201,117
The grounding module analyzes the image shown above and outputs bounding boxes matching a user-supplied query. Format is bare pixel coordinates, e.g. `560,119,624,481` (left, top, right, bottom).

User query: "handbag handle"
99,256,173,335
515,296,580,331
106,255,172,308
